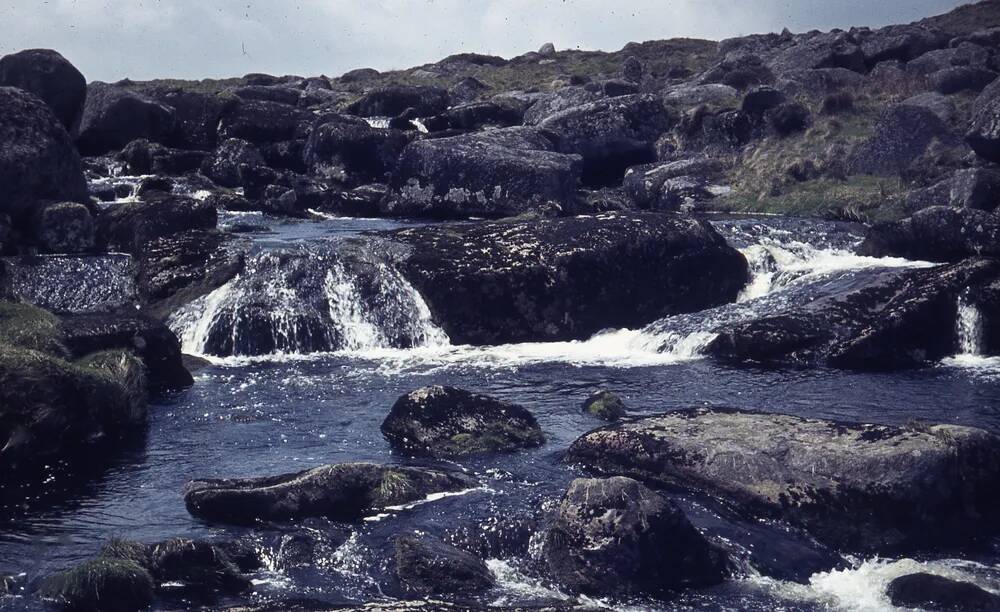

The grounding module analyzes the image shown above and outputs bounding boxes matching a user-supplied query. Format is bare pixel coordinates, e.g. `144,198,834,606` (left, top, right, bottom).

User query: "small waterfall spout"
957,292,985,356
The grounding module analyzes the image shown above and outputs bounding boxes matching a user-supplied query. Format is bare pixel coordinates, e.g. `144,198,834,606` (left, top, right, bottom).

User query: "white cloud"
0,0,971,82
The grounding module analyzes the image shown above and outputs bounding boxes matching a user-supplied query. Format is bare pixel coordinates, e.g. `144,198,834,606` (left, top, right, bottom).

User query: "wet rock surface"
886,572,1000,611
567,408,1000,553
383,211,749,345
183,463,476,524
382,386,544,457
393,533,495,596
542,476,727,598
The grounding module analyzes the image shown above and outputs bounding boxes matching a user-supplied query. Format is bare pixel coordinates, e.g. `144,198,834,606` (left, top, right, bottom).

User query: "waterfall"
168,245,448,358
957,293,985,356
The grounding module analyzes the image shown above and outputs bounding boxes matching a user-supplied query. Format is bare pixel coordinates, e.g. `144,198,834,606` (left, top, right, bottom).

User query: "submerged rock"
542,476,727,598
567,408,1000,553
394,533,495,596
0,87,88,221
886,573,1000,611
183,463,476,524
707,258,1000,369
381,386,544,458
383,211,749,345
0,48,87,130
581,390,627,421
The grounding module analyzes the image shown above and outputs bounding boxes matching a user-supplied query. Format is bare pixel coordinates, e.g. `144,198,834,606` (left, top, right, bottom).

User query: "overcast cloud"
0,0,973,82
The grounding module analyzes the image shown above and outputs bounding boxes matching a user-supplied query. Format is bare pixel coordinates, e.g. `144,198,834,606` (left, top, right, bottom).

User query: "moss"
0,302,67,357
583,391,628,421
714,175,907,222
445,423,544,455
377,469,417,503
41,558,155,612
76,350,148,424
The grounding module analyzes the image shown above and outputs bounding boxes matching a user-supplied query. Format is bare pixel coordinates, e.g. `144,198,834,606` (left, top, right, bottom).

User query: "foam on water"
748,557,1000,611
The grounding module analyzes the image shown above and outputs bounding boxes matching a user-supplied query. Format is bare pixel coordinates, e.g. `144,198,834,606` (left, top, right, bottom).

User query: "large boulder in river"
886,573,1000,611
0,49,86,129
860,206,1000,262
304,116,409,185
347,85,449,118
75,82,178,155
394,534,495,596
0,87,88,221
567,408,1000,553
540,94,673,187
98,193,217,253
384,127,582,218
201,138,266,189
183,463,476,524
382,386,544,458
382,212,749,345
707,258,1000,369
542,476,727,598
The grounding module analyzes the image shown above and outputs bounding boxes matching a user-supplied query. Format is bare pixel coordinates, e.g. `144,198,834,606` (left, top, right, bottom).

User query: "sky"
0,0,975,82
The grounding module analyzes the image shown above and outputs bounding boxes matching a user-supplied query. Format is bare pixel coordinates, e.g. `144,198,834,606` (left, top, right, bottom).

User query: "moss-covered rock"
41,557,155,612
0,301,67,356
581,390,627,421
382,386,544,458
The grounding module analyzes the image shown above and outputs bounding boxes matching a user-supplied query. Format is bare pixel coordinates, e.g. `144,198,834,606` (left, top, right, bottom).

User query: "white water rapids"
167,220,936,371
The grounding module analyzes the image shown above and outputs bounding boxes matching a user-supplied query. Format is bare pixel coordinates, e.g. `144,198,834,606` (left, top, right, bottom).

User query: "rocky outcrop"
848,103,959,175
75,82,177,155
98,193,217,253
540,94,673,186
217,99,312,145
542,476,727,598
304,116,409,185
886,573,1000,611
621,158,723,210
27,201,96,253
394,534,495,596
201,138,266,188
860,206,1000,262
383,212,749,345
567,408,1000,553
384,127,581,218
347,85,449,117
120,138,206,176
183,463,476,524
708,258,1000,369
0,49,86,129
967,77,1000,162
0,87,88,222
381,386,544,457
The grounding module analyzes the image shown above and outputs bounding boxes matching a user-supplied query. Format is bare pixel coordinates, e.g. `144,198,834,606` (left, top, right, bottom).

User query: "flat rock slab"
567,408,1000,553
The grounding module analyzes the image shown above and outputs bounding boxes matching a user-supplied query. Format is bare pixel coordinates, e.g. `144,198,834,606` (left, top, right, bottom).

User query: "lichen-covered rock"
860,206,1000,262
542,476,727,598
381,386,544,457
183,462,476,524
384,127,581,218
304,116,409,185
540,94,673,187
581,390,627,421
567,408,1000,552
0,48,86,129
28,201,96,253
201,138,266,189
394,534,495,596
217,99,312,145
75,82,178,155
849,103,959,174
0,87,88,221
383,212,749,345
347,85,449,118
622,158,723,210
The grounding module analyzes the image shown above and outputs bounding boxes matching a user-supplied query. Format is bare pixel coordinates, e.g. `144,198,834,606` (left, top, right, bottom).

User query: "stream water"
3,210,1000,611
